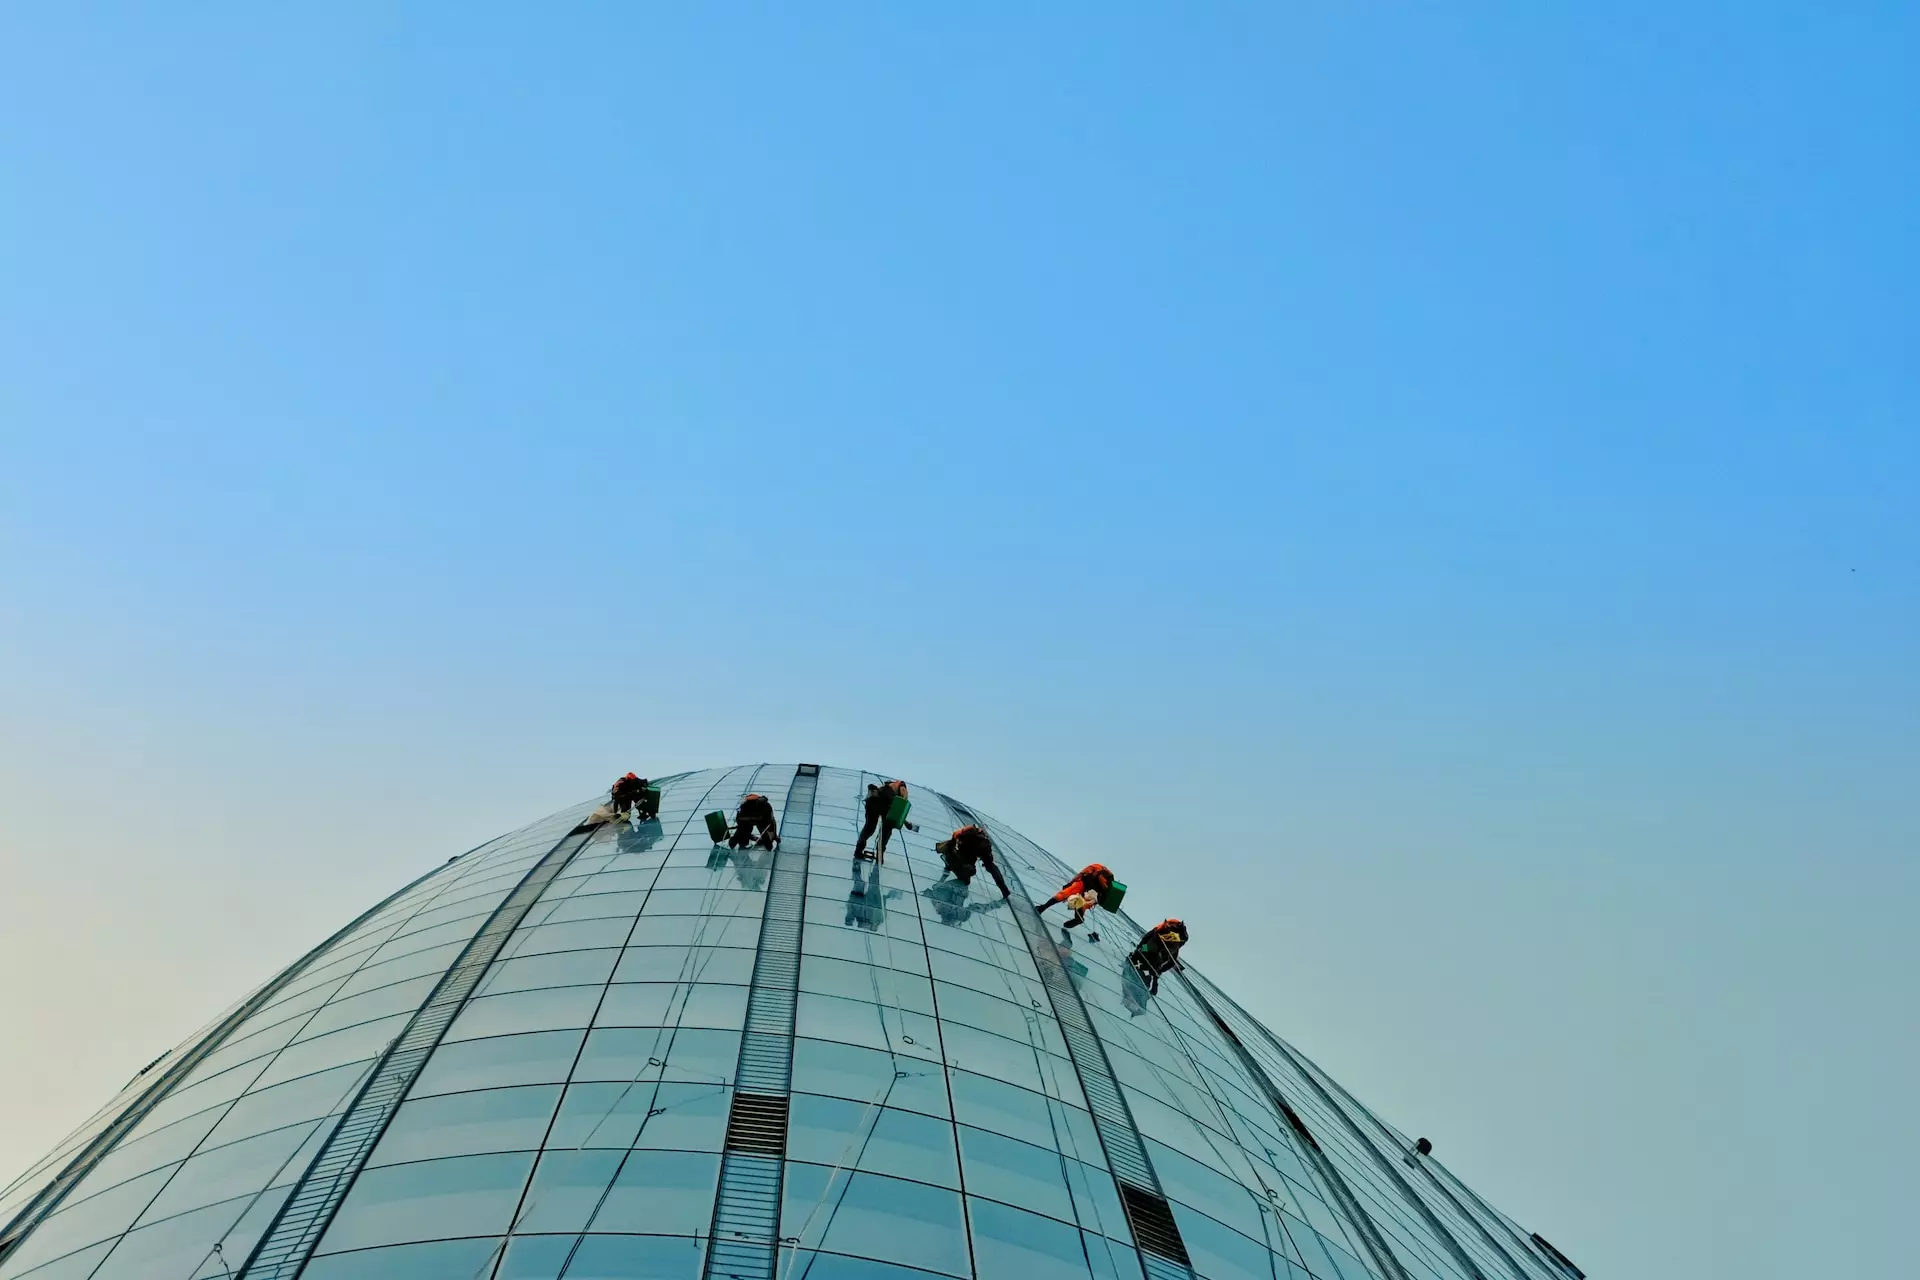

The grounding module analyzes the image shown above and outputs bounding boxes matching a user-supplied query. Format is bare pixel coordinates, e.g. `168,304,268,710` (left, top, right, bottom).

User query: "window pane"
774,1252,951,1280
957,1125,1075,1223
444,987,603,1041
409,1031,585,1098
314,1152,534,1253
138,1120,319,1222
0,1166,177,1275
572,1028,740,1086
571,1151,720,1237
497,1232,705,1279
613,946,757,986
786,1096,960,1189
300,1237,504,1279
967,1197,1097,1279
368,1085,561,1166
249,1014,409,1091
546,1082,731,1152
501,917,636,959
479,949,621,996
780,1165,969,1278
789,1038,950,1120
594,983,747,1031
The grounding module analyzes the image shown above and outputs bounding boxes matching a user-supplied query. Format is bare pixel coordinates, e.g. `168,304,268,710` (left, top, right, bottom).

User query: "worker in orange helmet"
610,773,657,821
853,780,912,862
1036,863,1115,940
730,793,778,850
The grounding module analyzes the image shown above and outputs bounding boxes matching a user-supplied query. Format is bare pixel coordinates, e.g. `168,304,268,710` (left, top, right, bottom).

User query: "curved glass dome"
0,765,1582,1280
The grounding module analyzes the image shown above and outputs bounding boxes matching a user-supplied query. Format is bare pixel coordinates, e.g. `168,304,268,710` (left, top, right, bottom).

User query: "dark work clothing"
731,796,777,850
853,784,906,858
936,826,1010,897
1131,922,1188,993
611,777,656,820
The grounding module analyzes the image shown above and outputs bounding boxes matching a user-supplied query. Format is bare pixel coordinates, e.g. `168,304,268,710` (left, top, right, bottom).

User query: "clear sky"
1,5,1914,1278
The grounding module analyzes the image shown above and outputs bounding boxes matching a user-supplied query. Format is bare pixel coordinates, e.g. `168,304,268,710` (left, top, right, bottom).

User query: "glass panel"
957,1125,1075,1223
789,1038,950,1119
545,1082,732,1152
593,983,748,1031
592,1156,726,1234
1192,1201,1308,1279
801,956,936,1015
90,1194,250,1280
299,1237,505,1279
803,923,931,977
795,993,940,1059
967,1197,1098,1279
612,946,758,987
572,1028,741,1087
509,1149,623,1234
367,1085,562,1166
249,1014,409,1090
497,1232,705,1279
136,1120,319,1222
186,1182,293,1279
1059,1159,1132,1243
313,1152,534,1253
134,1059,268,1134
0,1240,115,1280
623,915,762,948
1149,1139,1272,1241
409,1031,585,1098
786,1096,961,1189
534,890,648,926
0,1165,177,1275
934,983,1064,1051
518,1150,719,1236
478,949,621,997
641,889,764,918
772,1252,950,1280
780,1165,970,1278
334,942,468,999
73,1106,224,1202
500,917,636,959
204,1061,370,1148
443,987,603,1041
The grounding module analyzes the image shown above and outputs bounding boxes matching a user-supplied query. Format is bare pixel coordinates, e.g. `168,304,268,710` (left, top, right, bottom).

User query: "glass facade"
0,765,1583,1280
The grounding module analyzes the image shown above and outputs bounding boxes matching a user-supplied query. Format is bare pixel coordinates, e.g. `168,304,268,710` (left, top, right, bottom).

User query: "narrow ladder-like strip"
938,793,1195,1279
702,763,819,1280
0,840,473,1268
236,824,604,1280
1174,975,1416,1280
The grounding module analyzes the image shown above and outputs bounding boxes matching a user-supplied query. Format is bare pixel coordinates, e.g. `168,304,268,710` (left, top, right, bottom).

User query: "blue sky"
1,6,1915,1278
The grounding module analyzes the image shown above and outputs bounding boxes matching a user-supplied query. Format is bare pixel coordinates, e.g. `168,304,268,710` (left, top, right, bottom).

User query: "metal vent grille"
724,1093,790,1158
1121,1183,1193,1266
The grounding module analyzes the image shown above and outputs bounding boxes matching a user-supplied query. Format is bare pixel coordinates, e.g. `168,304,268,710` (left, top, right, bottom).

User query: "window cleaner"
854,780,917,862
729,793,779,850
610,773,660,822
1036,864,1122,941
1128,918,1190,994
934,824,1011,897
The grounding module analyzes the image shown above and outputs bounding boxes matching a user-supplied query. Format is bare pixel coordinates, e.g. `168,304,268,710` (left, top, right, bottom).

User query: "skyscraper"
0,765,1584,1280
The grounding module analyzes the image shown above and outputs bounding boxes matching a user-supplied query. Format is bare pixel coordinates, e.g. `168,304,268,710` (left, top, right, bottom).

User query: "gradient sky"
1,6,1915,1279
